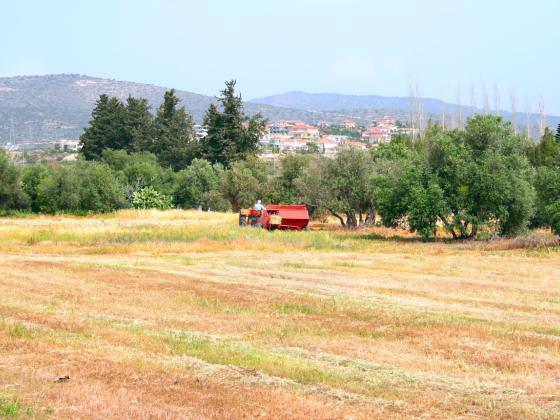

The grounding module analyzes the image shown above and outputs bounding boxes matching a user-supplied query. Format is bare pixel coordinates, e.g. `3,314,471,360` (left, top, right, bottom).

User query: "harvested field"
1,210,559,418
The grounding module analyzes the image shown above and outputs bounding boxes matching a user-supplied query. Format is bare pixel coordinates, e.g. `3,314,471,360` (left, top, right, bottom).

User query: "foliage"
36,162,126,213
530,127,560,234
126,96,155,152
200,80,266,166
219,158,268,211
306,142,320,154
267,154,310,204
0,149,29,210
296,149,375,228
373,116,535,238
21,164,49,212
526,127,560,167
533,166,560,234
132,186,173,210
201,190,232,212
80,90,197,171
102,150,176,200
322,126,361,139
78,162,128,212
152,89,198,170
174,159,224,209
79,95,128,160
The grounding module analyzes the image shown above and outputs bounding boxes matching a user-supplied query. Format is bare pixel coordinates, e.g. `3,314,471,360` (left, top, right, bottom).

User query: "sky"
1,0,559,114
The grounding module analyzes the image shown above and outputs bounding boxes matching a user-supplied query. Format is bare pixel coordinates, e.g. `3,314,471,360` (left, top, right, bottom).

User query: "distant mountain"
1,76,557,145
251,91,417,112
251,91,560,131
0,74,354,144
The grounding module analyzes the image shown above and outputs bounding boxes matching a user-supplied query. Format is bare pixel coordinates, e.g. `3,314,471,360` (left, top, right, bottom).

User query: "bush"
174,159,224,209
0,149,29,210
103,150,177,200
132,186,173,210
36,166,81,213
219,158,269,211
22,164,49,212
202,190,231,212
78,162,127,212
36,162,126,213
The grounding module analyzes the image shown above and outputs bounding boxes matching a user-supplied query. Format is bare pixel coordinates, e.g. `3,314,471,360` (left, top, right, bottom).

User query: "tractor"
239,204,309,231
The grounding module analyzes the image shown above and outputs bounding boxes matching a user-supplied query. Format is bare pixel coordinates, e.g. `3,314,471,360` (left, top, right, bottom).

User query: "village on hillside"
258,116,415,155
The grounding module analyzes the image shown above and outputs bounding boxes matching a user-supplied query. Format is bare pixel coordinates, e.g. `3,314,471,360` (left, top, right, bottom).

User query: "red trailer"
239,204,309,231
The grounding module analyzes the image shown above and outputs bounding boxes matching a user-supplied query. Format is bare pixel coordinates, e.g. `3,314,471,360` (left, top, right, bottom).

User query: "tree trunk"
345,210,358,229
469,224,478,239
439,215,458,239
358,211,363,226
364,207,376,226
328,208,345,227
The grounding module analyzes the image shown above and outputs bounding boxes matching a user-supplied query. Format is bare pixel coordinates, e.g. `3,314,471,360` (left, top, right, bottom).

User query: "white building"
194,124,208,139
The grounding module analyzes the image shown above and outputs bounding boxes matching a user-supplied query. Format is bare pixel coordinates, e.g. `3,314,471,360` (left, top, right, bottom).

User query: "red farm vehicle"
239,204,309,231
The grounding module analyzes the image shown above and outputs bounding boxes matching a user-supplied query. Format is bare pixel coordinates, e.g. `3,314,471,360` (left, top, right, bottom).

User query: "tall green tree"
556,123,560,143
152,89,198,170
200,80,266,166
125,96,154,152
530,128,560,233
79,95,127,160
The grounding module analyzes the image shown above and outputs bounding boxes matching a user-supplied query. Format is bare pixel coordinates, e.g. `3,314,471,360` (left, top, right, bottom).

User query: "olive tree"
296,148,375,228
373,115,535,239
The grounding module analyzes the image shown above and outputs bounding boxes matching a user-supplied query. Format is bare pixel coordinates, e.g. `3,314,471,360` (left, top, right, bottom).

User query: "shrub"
132,186,173,209
36,162,126,213
174,159,224,209
0,149,29,210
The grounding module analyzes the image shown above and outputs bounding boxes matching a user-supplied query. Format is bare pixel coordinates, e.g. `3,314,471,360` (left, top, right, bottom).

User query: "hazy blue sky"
2,0,559,113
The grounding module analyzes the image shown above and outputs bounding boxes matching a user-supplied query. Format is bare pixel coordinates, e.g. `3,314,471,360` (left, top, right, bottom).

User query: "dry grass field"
1,210,559,419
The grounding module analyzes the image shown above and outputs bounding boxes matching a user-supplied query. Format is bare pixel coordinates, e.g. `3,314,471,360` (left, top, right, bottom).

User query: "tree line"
1,80,560,239
79,80,266,169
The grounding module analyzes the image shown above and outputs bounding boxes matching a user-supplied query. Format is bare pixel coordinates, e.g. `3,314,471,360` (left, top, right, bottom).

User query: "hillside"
0,75,348,145
2,75,558,145
251,91,560,130
251,91,419,111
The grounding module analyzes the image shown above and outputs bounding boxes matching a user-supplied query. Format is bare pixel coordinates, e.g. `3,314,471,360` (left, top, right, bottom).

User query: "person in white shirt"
253,200,266,211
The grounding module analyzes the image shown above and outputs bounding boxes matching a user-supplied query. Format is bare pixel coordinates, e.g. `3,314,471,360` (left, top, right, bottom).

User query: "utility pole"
493,83,500,116
470,82,477,118
416,81,424,134
456,86,463,130
440,100,446,130
481,81,490,115
408,80,415,136
524,94,531,140
510,89,518,134
538,96,546,138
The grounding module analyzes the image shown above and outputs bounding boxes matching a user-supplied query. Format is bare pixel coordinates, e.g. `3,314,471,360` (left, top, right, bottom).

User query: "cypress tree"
79,95,127,160
152,89,197,170
125,96,154,152
556,123,560,143
200,80,266,166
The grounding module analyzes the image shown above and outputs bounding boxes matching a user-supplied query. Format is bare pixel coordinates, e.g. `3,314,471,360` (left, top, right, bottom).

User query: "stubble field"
1,210,559,419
